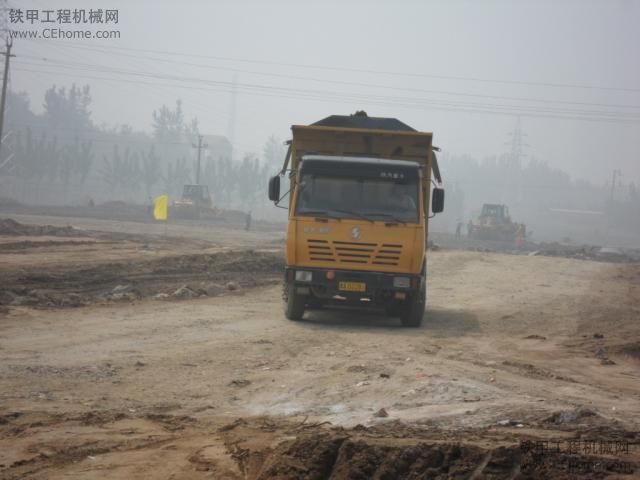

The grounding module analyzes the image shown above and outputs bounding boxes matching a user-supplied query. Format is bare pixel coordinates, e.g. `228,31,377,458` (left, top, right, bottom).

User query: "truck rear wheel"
285,284,305,321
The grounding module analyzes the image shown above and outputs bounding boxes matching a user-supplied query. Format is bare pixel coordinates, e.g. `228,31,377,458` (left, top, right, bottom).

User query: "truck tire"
284,284,305,321
400,274,426,327
400,295,425,327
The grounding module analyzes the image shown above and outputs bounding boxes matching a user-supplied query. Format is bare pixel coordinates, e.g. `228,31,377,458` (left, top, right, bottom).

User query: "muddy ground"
0,213,639,479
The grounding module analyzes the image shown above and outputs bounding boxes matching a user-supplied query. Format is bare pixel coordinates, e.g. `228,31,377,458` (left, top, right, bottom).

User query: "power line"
18,46,640,111
14,43,640,124
14,54,640,118
13,60,640,123
18,37,640,93
16,56,639,121
13,65,640,127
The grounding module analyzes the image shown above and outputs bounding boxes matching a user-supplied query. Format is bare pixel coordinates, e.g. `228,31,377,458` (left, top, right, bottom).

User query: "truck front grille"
306,240,402,266
307,239,334,261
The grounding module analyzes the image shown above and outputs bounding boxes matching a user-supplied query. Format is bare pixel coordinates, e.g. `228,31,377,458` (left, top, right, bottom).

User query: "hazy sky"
10,0,640,185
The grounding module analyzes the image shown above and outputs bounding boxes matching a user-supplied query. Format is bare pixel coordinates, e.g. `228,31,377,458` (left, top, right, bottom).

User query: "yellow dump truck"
268,112,444,326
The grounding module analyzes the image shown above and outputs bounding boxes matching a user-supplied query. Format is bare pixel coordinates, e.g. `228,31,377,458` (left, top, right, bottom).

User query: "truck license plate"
339,281,366,292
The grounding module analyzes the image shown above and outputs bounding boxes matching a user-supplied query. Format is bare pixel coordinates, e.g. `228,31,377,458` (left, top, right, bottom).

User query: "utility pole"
192,134,208,185
227,74,237,161
0,36,14,158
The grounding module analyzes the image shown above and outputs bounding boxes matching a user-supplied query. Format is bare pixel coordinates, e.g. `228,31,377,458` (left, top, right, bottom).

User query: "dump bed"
290,124,434,177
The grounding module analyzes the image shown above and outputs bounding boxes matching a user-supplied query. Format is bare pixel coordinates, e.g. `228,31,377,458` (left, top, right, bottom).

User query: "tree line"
0,85,285,212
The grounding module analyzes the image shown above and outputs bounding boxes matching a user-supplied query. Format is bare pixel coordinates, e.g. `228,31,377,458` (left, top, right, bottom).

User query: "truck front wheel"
285,284,306,321
400,295,425,327
400,276,426,327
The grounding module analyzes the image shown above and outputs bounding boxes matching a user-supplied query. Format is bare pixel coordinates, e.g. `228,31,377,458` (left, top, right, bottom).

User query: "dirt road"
1,216,639,479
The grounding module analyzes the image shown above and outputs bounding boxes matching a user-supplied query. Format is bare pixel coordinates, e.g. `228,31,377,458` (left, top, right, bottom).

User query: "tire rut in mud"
0,250,284,308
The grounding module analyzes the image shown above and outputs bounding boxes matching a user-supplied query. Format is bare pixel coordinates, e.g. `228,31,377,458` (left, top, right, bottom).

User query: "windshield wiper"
367,212,407,225
331,208,375,223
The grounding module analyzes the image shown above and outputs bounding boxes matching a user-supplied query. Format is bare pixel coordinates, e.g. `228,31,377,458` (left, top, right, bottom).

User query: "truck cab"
177,184,212,208
480,204,510,224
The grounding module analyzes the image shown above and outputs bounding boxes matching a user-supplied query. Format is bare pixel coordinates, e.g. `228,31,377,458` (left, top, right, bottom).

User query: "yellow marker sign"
153,195,168,221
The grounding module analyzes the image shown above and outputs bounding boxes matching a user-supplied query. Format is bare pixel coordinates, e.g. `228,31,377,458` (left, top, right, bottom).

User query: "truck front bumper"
285,266,423,306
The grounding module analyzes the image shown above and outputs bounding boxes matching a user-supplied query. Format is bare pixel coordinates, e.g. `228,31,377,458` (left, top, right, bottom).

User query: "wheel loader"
468,204,525,242
172,184,214,219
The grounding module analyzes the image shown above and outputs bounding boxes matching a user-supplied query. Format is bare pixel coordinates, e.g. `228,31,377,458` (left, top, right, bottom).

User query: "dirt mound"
233,431,635,479
236,434,491,480
0,218,84,237
543,407,598,425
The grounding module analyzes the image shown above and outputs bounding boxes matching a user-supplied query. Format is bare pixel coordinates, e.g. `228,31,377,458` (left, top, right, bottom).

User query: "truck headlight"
393,276,410,288
295,270,313,282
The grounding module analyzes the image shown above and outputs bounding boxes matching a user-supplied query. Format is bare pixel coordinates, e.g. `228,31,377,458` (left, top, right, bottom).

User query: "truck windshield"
295,175,419,223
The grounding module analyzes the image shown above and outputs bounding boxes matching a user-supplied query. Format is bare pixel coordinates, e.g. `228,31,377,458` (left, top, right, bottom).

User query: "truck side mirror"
432,187,445,213
268,175,281,202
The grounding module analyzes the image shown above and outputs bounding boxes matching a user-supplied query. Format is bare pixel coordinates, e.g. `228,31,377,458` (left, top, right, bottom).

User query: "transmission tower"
503,117,530,206
505,116,528,169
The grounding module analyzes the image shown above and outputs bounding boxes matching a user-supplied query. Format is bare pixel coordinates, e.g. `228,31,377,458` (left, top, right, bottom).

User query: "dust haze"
1,1,640,479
